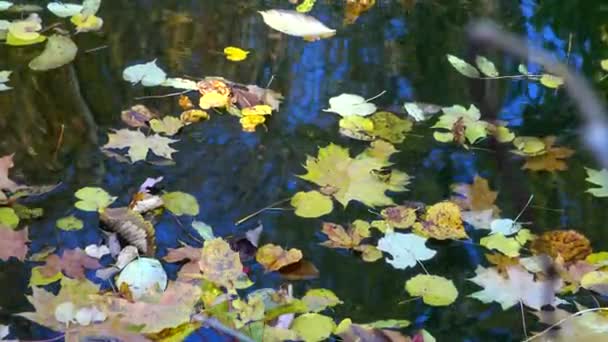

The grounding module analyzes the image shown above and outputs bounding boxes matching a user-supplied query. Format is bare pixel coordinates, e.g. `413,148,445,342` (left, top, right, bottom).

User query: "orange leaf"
413,201,468,240
530,230,592,263
256,244,303,272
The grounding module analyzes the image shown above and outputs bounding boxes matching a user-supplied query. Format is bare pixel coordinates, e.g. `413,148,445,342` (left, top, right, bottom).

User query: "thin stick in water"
134,90,192,100
235,198,291,225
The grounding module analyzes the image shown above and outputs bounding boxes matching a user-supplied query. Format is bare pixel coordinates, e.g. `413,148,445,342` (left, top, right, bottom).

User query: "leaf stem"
235,198,291,225
365,90,387,102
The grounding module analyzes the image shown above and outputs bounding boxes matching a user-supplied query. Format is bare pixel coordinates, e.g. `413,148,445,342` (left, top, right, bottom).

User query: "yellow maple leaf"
198,238,244,288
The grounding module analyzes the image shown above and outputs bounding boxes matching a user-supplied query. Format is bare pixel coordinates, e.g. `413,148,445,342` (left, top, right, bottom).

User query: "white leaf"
162,77,198,90
403,102,424,121
84,244,110,259
123,60,167,87
468,266,564,310
0,1,12,11
81,0,101,17
54,302,76,324
116,257,168,300
192,221,215,240
258,9,335,39
377,232,437,269
461,209,493,230
490,218,521,236
323,93,377,117
0,70,11,91
0,324,9,339
47,2,83,17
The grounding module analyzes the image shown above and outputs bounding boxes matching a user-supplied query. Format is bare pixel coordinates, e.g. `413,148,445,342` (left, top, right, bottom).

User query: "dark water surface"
1,0,608,340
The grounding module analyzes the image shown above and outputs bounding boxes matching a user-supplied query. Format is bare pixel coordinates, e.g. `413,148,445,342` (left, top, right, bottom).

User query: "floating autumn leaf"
38,248,101,280
403,102,441,122
116,257,168,300
0,226,27,261
0,70,12,91
0,2,12,11
199,238,245,288
369,111,413,143
338,115,374,141
320,222,367,249
585,167,608,197
291,190,333,218
532,304,608,342
29,35,78,71
446,54,481,78
161,191,199,216
256,244,303,272
489,218,522,236
74,187,116,212
258,9,336,40
324,93,377,117
580,271,608,295
47,2,82,17
432,104,489,145
344,0,376,24
299,141,410,208
180,109,209,124
413,201,468,240
223,46,250,61
468,265,562,310
178,94,194,109
451,175,499,213
302,289,343,312
485,252,520,276
405,274,458,306
278,259,320,280
530,230,592,263
103,129,178,163
84,244,110,259
19,277,101,332
296,0,316,13
197,79,231,109
377,232,436,270
94,281,201,334
164,246,202,282
239,104,273,132
192,220,214,240
6,14,45,46
381,205,417,229
512,136,574,172
291,313,336,342
149,116,184,136
120,104,157,128
56,215,83,231
100,207,156,255
480,229,533,257
123,60,167,87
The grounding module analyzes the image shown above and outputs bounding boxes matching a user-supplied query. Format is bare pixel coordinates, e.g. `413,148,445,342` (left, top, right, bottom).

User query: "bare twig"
468,21,608,169
519,301,529,339
134,90,192,100
235,198,291,225
85,45,108,53
523,307,608,342
53,124,65,161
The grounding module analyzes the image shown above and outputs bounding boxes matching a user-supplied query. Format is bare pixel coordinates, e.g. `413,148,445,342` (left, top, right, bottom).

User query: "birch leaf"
323,93,377,117
475,56,499,77
29,35,78,71
447,54,480,78
47,2,82,17
377,232,436,269
258,9,336,39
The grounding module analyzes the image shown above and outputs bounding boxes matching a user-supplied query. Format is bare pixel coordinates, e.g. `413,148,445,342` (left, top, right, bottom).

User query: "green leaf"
433,131,454,143
447,54,480,78
47,2,82,17
0,207,19,229
362,319,410,329
602,59,608,72
539,74,564,88
0,2,13,11
192,221,214,240
302,289,343,312
585,167,608,197
291,313,336,342
162,191,199,216
56,215,84,231
405,274,458,306
369,111,413,144
29,266,63,287
291,191,334,218
123,60,167,87
29,34,78,71
465,121,488,144
475,56,499,77
74,187,116,212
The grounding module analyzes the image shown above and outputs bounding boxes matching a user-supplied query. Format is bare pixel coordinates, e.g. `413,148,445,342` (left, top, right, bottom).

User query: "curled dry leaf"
256,244,303,272
530,230,592,263
163,246,201,282
320,222,366,249
100,207,156,256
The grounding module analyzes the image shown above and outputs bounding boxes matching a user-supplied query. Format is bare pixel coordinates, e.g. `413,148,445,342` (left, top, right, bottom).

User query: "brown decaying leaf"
344,0,376,25
451,175,499,214
339,323,410,342
39,248,101,279
178,94,194,110
412,201,468,240
278,259,320,280
100,207,156,256
163,246,201,282
381,205,417,229
0,226,28,261
320,222,364,249
530,230,592,263
256,244,303,272
198,238,244,288
522,136,574,172
121,104,158,128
